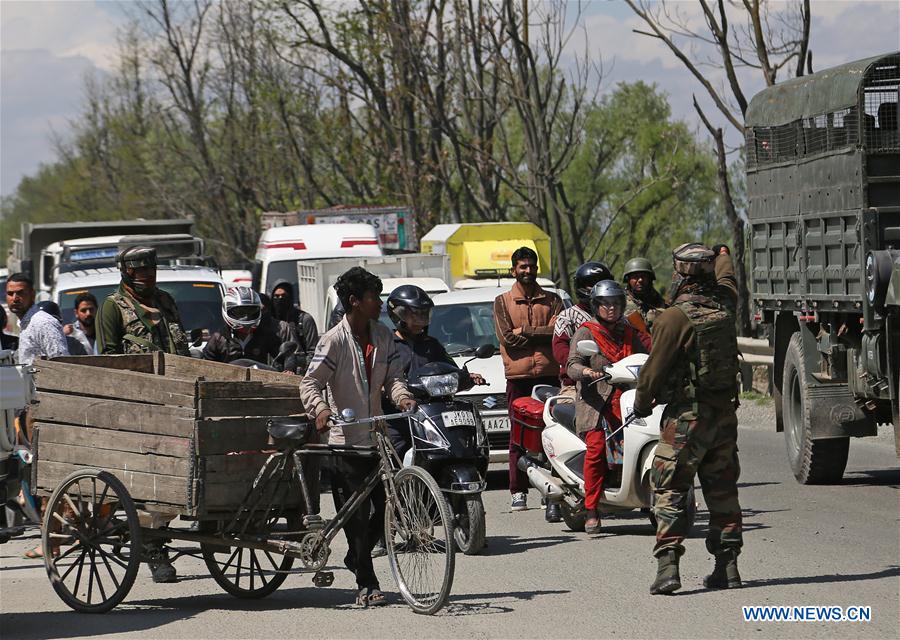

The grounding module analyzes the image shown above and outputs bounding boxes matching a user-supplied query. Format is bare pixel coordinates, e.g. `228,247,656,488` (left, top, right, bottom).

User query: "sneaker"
510,492,527,511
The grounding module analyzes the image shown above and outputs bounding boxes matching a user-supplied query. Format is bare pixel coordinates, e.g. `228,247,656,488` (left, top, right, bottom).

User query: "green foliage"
2,2,724,279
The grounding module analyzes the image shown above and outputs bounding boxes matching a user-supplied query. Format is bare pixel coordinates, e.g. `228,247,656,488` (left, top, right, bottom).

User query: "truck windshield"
429,302,500,356
58,282,224,333
265,260,299,298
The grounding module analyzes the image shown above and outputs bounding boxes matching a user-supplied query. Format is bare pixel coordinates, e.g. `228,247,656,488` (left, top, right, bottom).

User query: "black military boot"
649,550,681,595
704,549,742,589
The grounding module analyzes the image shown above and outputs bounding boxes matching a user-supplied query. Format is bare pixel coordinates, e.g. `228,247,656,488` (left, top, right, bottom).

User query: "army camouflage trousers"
650,401,742,557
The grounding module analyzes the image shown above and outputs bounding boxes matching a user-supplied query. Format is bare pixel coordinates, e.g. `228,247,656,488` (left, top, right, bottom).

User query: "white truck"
6,219,198,300
252,223,383,300
296,253,452,331
53,265,226,356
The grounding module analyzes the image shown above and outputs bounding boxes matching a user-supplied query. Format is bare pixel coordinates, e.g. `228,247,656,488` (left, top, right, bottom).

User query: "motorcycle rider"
622,257,667,333
202,286,285,367
633,243,743,595
566,280,651,534
383,285,486,458
547,261,612,524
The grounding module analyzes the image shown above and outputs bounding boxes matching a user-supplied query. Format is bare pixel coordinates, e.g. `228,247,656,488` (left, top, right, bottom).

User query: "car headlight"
420,372,460,397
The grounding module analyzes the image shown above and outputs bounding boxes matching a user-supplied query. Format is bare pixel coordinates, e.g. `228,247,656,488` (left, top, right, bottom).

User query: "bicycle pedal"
303,515,325,530
312,571,334,587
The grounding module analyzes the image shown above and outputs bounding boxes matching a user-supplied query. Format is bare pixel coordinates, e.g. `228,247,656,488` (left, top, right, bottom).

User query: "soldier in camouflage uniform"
633,243,743,595
622,257,667,334
95,245,188,583
96,246,190,356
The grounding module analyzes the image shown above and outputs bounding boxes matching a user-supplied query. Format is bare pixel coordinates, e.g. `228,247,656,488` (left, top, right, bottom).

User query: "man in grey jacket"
299,266,415,607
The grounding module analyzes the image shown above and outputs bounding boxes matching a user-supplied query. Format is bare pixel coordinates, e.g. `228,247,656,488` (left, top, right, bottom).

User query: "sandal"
23,545,43,559
356,587,389,607
584,510,602,535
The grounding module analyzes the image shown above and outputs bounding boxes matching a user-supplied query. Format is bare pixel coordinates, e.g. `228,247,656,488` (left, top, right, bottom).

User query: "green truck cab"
746,52,900,483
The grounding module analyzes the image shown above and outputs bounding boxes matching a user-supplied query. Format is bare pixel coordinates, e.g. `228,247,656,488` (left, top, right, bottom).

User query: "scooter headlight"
413,416,451,450
419,372,460,397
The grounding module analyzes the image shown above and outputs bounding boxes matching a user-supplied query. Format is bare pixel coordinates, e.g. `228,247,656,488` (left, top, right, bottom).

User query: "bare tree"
624,0,813,334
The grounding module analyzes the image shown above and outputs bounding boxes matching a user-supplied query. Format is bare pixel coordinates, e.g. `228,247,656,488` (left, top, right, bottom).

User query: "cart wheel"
201,514,297,599
42,469,141,613
385,466,455,615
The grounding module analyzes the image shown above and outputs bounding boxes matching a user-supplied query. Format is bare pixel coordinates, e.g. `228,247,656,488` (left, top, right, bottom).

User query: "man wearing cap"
622,257,667,333
95,245,188,583
633,243,743,595
96,246,190,356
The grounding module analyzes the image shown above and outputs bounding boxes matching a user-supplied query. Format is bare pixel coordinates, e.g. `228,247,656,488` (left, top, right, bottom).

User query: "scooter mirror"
474,344,495,359
576,340,599,357
340,408,357,423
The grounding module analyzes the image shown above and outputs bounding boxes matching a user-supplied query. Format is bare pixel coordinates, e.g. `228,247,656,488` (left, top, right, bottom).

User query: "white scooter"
517,342,694,531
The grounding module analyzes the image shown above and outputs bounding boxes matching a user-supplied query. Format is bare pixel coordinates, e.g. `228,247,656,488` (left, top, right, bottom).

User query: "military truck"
746,52,899,483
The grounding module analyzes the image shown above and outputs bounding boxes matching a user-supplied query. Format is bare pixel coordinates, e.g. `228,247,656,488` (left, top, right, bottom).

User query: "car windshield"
58,282,224,333
429,302,499,356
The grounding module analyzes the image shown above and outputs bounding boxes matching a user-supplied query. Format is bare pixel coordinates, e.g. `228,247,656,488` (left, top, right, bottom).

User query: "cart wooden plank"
39,442,190,477
35,460,188,506
35,359,196,407
198,381,300,399
37,422,192,458
198,398,303,418
50,354,157,374
33,393,196,437
194,417,278,455
157,354,249,382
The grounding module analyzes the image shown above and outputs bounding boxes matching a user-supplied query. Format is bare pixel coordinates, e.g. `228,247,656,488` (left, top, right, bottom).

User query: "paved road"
2,401,898,640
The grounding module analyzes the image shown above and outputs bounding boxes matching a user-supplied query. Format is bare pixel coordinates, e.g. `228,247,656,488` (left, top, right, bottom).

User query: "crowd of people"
3,238,744,600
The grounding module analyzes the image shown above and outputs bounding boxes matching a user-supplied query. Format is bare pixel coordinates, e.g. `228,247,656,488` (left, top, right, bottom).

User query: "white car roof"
433,285,571,305
380,277,450,295
55,266,223,291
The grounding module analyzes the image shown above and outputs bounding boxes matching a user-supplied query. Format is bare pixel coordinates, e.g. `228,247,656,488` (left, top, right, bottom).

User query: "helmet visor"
396,306,432,327
226,305,261,322
593,296,625,311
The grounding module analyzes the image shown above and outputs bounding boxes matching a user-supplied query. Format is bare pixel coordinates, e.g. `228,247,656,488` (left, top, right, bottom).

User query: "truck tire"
782,333,849,484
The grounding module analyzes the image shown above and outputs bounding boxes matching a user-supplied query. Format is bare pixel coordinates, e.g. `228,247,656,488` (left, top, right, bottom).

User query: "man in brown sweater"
494,247,564,515
633,243,743,595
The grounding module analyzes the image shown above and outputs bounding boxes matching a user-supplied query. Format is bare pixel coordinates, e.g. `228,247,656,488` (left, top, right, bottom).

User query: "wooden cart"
31,354,455,615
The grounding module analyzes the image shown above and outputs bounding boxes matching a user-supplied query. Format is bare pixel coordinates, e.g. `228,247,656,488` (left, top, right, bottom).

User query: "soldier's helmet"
222,286,262,332
574,261,613,302
589,279,626,316
623,257,655,280
117,246,157,272
672,243,716,278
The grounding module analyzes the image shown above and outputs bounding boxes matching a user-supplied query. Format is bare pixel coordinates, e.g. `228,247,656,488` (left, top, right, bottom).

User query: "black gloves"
631,405,652,419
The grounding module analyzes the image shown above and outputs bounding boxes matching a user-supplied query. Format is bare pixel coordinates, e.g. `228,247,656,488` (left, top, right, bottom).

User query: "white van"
254,223,382,298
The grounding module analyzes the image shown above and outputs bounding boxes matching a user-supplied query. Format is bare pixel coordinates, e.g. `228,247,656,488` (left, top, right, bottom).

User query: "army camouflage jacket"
96,284,190,356
633,253,738,414
624,288,667,334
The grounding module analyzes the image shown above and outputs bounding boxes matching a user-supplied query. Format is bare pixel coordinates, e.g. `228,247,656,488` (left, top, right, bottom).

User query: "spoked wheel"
385,466,455,615
452,494,486,555
42,469,141,613
201,515,298,598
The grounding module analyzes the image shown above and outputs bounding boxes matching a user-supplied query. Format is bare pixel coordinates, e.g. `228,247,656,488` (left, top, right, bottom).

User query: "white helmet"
222,286,261,332
590,279,626,315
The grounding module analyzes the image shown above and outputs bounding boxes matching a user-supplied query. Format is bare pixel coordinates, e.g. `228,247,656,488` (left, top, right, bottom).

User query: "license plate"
482,416,510,432
441,410,477,427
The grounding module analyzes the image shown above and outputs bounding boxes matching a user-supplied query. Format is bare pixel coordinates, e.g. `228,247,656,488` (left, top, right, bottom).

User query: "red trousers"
583,429,609,511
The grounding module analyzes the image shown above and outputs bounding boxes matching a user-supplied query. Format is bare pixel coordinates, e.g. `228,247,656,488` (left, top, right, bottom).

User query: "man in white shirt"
6,273,68,366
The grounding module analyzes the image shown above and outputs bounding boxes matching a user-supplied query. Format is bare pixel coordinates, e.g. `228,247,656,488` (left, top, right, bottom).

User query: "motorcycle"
401,344,493,554
1,350,41,543
517,341,695,532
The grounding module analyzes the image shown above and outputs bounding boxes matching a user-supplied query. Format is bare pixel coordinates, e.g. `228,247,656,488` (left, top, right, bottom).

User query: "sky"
1,0,898,197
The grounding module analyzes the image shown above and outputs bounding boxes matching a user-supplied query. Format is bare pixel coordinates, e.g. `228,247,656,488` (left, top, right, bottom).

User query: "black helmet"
117,245,157,273
36,300,63,323
386,285,434,330
574,261,613,302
